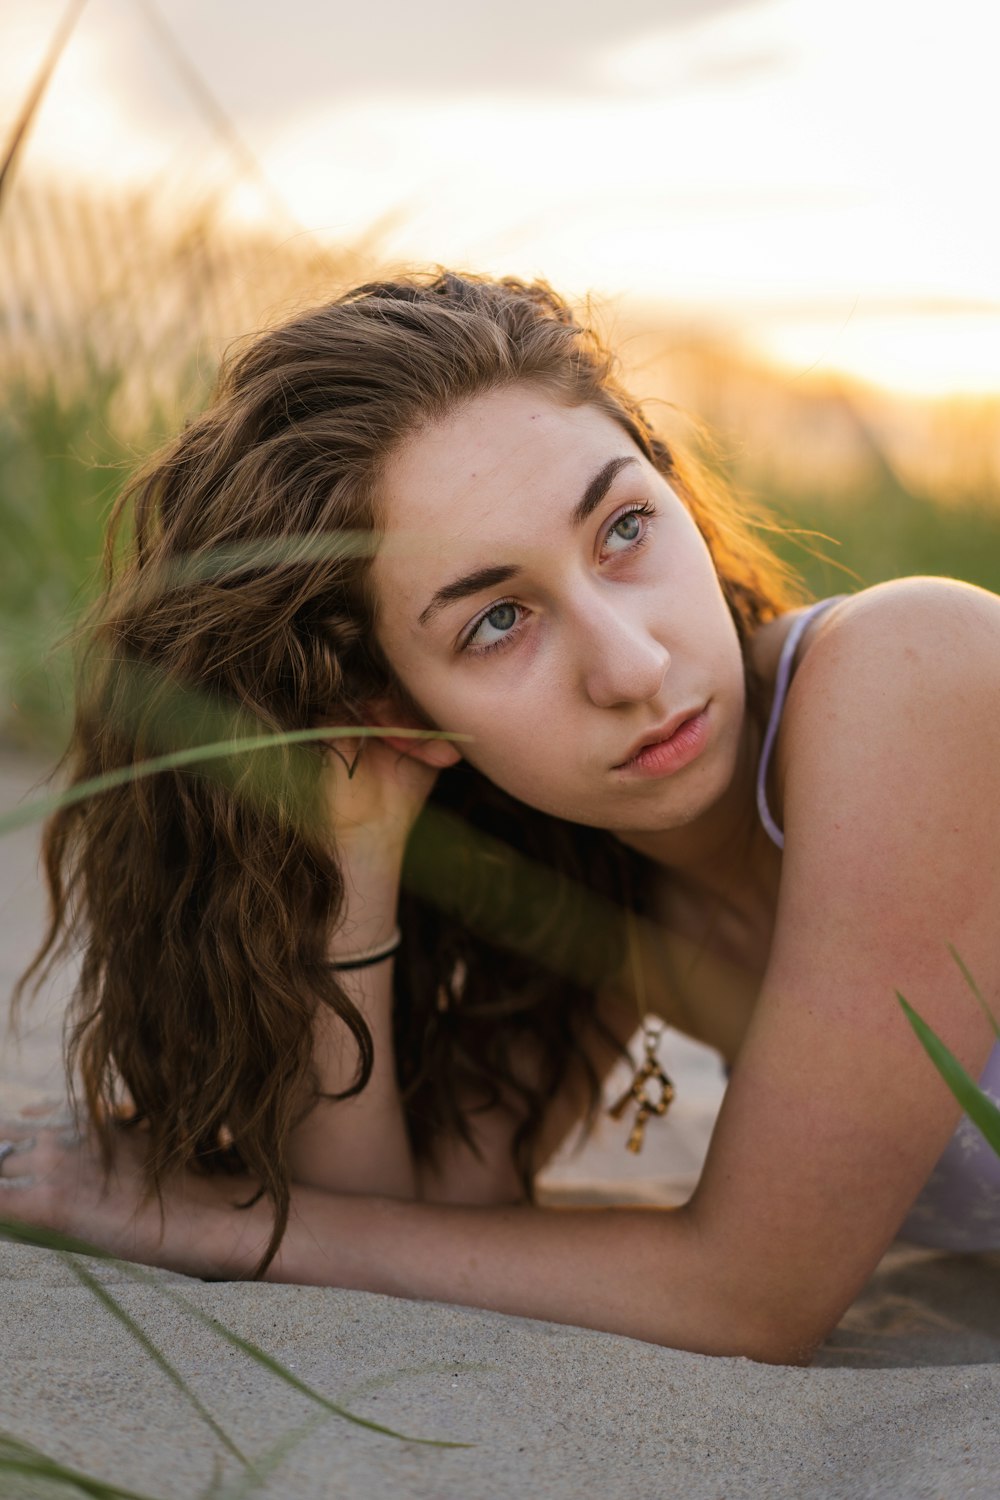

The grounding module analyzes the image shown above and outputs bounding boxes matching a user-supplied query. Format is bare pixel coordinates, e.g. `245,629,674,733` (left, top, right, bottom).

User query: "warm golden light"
2,0,997,397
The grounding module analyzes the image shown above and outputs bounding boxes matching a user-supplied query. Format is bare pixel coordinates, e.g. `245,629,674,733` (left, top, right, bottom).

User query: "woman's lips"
613,707,709,778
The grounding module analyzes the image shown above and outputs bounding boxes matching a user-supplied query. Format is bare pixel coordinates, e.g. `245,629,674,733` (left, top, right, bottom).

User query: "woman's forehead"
378,387,642,539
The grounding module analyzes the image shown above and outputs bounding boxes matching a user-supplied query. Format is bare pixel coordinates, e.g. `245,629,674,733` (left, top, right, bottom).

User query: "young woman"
3,271,1000,1366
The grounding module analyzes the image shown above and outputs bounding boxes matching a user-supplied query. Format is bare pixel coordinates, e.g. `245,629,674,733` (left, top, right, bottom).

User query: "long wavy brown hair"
13,271,805,1277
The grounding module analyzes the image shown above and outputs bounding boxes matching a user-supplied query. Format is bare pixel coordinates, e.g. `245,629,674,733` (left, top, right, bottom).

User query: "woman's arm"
285,841,612,1206
284,719,443,1200
244,1190,766,1356
11,581,997,1364
288,727,646,1208
265,581,1000,1359
683,579,1000,1345
293,897,645,1208
286,853,417,1199
0,1122,782,1359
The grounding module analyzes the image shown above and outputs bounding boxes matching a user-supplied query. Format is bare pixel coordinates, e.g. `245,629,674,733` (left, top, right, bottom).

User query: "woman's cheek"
458,721,555,803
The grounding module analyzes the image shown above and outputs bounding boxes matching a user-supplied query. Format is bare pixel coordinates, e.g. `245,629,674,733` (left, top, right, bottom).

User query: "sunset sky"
3,0,998,395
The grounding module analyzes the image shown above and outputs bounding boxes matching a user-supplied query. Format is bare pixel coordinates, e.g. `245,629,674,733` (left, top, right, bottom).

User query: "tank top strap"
756,595,849,850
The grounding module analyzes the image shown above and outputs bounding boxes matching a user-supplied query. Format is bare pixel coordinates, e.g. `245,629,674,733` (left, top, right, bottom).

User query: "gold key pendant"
608,1022,675,1154
625,1103,654,1154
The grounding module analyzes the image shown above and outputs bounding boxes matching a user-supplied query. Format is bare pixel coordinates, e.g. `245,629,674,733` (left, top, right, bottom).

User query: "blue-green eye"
603,504,653,555
467,600,520,651
485,602,517,632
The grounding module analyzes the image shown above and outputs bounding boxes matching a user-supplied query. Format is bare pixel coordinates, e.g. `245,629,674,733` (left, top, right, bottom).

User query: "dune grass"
0,1212,475,1499
3,337,1000,753
0,370,128,751
768,478,1000,600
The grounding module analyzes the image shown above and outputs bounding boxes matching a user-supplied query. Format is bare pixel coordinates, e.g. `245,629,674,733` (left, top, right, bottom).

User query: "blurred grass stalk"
897,944,1000,1158
3,702,999,1148
2,206,1000,749
5,359,1000,753
0,1211,472,1500
0,173,382,754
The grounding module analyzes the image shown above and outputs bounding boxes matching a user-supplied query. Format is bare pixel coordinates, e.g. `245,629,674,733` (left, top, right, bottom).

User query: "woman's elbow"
703,1296,831,1366
744,1327,823,1366
652,1318,824,1367
645,1225,830,1365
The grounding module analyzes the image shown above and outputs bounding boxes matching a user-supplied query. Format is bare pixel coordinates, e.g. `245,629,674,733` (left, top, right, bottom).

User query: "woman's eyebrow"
417,562,520,629
570,455,639,527
417,455,640,628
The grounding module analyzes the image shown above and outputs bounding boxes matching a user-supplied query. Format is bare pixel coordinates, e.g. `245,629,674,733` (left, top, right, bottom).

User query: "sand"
2,749,998,1499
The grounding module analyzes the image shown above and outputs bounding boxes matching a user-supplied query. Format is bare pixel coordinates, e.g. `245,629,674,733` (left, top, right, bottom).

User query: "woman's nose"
573,595,671,709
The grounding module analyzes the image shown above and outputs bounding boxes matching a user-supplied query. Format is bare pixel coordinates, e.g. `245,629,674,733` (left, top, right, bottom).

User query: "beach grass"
897,945,1000,1160
4,376,1000,756
0,1215,472,1498
0,365,164,754
3,331,999,753
768,478,1000,601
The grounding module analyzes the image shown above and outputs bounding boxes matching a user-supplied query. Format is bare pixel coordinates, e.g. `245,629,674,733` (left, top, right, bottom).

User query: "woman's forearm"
216,1183,805,1365
286,956,416,1199
286,856,417,1199
2,1117,809,1366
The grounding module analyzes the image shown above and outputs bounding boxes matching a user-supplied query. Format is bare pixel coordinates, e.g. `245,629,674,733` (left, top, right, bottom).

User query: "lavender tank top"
757,596,1000,1251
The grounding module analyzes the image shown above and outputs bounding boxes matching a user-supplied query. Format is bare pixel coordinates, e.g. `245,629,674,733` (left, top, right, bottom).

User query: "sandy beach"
2,748,998,1499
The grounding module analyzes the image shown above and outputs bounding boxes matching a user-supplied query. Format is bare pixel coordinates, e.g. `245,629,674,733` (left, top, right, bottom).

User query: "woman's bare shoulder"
774,576,1000,851
758,576,1000,682
784,576,1000,719
818,575,1000,639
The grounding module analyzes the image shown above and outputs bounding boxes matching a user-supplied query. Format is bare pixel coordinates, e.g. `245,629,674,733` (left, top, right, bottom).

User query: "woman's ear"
364,697,463,770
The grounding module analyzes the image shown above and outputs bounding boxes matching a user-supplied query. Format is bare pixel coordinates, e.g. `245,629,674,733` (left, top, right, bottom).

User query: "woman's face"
371,383,748,838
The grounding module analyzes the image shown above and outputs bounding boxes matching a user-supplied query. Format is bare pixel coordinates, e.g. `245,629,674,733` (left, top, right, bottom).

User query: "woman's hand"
321,706,463,951
323,705,462,865
0,1107,258,1278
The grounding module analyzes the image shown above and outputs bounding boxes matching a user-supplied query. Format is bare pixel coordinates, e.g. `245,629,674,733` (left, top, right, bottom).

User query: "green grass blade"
0,1430,166,1499
0,725,470,837
0,0,88,210
948,943,1000,1042
57,1253,249,1468
152,531,379,586
205,1416,327,1500
151,1289,474,1448
0,1425,306,1500
0,1219,473,1450
896,992,1000,1156
0,1218,126,1259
